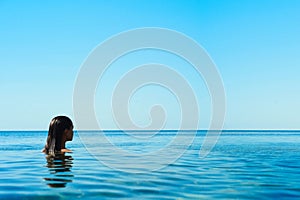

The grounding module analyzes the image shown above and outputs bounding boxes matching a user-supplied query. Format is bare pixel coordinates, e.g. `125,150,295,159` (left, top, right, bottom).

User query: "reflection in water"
44,153,74,188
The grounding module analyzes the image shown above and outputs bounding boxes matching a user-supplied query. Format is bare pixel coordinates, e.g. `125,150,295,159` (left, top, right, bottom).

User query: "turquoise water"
0,131,300,199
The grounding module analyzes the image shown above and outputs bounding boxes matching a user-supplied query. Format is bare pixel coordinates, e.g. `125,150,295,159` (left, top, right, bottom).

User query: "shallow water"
0,131,300,199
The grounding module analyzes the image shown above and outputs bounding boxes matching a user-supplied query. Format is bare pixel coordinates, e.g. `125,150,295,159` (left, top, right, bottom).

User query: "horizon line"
1,129,300,132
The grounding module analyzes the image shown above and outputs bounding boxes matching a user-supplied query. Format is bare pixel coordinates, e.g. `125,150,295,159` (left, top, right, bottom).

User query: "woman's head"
44,116,73,155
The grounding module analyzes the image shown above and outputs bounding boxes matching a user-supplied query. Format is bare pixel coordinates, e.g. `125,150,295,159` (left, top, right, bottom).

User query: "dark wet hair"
44,116,73,155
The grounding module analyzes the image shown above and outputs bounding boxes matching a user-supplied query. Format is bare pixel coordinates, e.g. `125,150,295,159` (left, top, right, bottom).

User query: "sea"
0,130,299,199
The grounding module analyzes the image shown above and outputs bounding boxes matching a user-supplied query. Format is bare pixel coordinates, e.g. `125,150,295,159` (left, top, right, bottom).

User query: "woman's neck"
61,140,66,150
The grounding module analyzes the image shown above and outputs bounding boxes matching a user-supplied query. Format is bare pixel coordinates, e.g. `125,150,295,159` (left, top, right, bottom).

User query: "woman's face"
66,126,74,141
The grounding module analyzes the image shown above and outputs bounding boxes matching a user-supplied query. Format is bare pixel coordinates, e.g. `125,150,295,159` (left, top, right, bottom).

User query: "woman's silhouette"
43,116,74,155
43,116,74,187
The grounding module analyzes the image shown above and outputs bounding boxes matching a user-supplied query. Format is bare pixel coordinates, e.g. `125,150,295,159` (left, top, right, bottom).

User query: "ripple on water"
0,131,300,199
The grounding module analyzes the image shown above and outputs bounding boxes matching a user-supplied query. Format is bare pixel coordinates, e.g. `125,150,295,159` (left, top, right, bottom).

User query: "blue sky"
0,0,300,130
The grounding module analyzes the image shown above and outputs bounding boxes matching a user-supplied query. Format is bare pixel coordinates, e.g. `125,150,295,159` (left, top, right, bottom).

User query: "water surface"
0,131,299,199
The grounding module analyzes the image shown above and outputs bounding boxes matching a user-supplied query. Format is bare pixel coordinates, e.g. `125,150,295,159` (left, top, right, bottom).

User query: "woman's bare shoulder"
61,149,72,153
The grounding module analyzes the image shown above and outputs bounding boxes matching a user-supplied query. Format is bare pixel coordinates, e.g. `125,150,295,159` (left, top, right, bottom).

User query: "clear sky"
0,0,300,130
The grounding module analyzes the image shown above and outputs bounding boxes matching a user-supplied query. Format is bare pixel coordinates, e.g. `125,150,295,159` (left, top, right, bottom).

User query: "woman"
43,116,74,155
